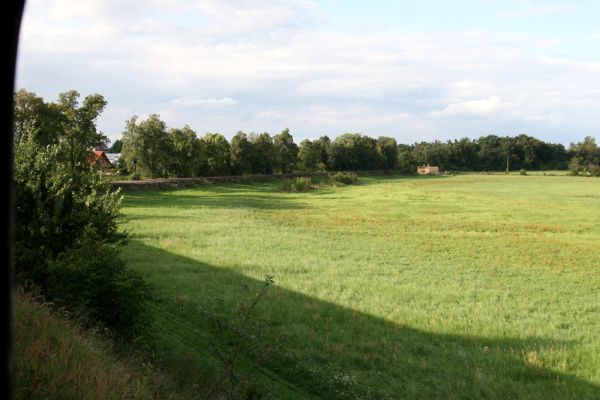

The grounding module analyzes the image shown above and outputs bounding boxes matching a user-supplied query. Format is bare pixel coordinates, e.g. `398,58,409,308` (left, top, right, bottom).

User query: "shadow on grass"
124,240,600,400
122,174,453,208
123,182,309,211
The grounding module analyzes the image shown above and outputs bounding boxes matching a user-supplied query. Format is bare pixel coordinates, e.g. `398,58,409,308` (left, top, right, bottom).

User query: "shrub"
329,172,358,186
278,176,312,192
587,164,600,177
131,172,142,180
293,176,312,192
14,140,152,342
278,178,293,192
202,276,285,399
519,169,527,175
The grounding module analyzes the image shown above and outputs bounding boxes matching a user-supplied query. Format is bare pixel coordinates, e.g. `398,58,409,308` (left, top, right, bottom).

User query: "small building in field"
417,164,440,175
91,150,113,169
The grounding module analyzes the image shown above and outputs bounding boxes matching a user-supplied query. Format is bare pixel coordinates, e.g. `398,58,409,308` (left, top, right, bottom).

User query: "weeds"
202,276,287,400
278,176,313,192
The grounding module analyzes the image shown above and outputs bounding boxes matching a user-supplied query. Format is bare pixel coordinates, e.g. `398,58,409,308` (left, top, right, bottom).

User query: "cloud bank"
17,0,600,144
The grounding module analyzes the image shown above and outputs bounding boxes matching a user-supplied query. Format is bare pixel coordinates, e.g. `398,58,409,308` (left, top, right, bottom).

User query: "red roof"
91,150,112,169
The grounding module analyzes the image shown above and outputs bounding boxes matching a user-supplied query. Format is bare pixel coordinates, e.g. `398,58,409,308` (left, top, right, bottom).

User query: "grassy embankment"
13,288,180,399
121,173,600,399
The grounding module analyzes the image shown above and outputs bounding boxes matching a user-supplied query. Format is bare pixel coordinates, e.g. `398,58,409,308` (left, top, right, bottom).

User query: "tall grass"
13,287,176,400
120,174,600,398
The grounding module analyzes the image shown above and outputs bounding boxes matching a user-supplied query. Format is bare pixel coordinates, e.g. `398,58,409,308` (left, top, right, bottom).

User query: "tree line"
112,114,599,178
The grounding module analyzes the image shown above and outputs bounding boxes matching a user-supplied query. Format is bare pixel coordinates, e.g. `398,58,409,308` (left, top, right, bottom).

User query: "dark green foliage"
568,137,600,176
376,136,398,169
273,128,299,173
298,139,322,171
108,107,585,177
327,133,382,171
278,177,312,192
198,133,231,176
230,131,253,175
520,169,527,175
115,157,129,175
109,139,123,153
47,238,153,340
14,89,152,341
249,133,275,174
14,89,63,147
329,172,358,186
121,115,172,178
168,126,198,177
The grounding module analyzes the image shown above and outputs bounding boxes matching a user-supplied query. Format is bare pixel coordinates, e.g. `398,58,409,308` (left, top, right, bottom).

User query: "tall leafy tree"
273,128,299,173
198,133,231,176
249,132,275,174
314,136,331,168
108,139,123,153
13,89,62,146
568,136,600,175
230,131,253,174
168,125,198,177
13,90,151,339
121,114,172,178
298,139,321,171
376,136,398,169
56,90,108,178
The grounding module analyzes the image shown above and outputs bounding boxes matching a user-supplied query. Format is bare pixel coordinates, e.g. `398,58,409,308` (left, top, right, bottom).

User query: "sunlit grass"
122,174,600,399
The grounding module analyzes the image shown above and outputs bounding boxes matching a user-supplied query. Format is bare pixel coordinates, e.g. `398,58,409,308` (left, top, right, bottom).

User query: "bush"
278,178,293,191
47,239,153,341
587,164,600,177
14,140,152,342
278,176,312,192
131,172,142,180
329,172,358,186
293,176,312,192
519,169,527,175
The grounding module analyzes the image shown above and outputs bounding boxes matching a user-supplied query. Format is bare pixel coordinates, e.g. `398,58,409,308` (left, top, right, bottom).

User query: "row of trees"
117,115,400,178
116,114,599,177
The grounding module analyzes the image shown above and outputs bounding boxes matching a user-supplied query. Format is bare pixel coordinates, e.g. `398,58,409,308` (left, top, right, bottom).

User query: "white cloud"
430,96,503,117
170,97,239,108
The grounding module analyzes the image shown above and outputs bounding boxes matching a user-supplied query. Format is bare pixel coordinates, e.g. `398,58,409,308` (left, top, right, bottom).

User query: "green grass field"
121,174,600,399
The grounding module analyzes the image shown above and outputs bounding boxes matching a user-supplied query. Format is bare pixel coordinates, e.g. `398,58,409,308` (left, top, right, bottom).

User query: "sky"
16,0,600,145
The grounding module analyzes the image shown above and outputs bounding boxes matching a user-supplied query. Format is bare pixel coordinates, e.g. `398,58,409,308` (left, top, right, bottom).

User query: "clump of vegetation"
568,137,600,176
520,169,527,175
13,89,152,342
13,287,165,400
131,171,142,180
329,172,359,186
279,176,313,192
202,276,286,400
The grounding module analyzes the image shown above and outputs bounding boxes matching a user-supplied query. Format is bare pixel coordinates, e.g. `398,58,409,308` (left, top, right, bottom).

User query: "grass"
121,174,600,399
13,288,175,400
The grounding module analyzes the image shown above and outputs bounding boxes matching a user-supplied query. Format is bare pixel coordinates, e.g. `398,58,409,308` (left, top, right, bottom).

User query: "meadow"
121,173,600,399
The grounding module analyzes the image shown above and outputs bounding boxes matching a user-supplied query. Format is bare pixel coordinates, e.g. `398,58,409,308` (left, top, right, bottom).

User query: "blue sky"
16,0,600,145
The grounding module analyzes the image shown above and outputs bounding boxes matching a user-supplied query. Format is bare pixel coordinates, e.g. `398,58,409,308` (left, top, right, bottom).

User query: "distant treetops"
15,89,600,178
118,114,598,178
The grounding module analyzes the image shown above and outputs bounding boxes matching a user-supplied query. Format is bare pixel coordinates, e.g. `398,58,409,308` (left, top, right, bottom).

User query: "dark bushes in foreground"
14,89,153,342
